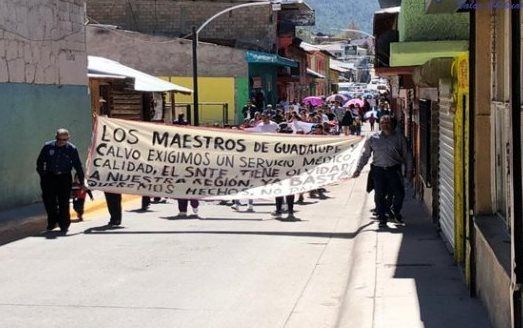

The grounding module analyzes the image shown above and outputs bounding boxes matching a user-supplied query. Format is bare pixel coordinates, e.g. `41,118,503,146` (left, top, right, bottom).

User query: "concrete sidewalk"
338,187,490,327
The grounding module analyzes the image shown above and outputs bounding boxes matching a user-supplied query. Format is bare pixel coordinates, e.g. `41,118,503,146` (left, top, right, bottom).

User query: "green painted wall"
0,83,91,211
235,77,249,124
399,0,469,42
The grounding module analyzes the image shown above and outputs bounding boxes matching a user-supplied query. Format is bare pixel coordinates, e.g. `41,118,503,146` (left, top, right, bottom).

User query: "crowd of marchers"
238,93,393,137
36,90,411,232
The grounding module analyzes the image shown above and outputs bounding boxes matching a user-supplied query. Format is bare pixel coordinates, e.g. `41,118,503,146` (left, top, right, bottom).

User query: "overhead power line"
0,23,84,42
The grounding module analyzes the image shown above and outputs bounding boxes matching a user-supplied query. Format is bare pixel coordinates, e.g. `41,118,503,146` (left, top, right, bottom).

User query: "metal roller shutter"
438,97,455,248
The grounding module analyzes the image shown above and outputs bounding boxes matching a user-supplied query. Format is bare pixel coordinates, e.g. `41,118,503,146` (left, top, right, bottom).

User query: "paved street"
0,167,490,328
3,0,520,326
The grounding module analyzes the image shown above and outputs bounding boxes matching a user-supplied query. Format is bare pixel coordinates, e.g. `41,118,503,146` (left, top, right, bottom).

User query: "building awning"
425,0,467,14
306,68,326,79
331,60,355,70
299,42,334,57
88,56,193,94
300,42,317,52
87,72,127,79
330,59,350,73
374,6,400,14
245,51,298,68
378,0,401,8
330,65,348,73
390,40,468,67
412,57,454,88
375,66,416,76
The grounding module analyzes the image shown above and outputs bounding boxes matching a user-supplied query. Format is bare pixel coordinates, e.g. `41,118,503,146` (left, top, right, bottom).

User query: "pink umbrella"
343,98,364,107
326,94,348,103
303,96,324,107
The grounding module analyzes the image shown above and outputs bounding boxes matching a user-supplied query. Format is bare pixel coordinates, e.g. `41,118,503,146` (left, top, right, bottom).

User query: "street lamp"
192,0,303,125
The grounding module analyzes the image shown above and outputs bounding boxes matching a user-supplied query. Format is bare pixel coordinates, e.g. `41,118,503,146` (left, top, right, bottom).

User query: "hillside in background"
304,0,380,35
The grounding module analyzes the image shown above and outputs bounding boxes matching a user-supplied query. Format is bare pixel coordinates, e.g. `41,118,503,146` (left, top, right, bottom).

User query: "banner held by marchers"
86,116,362,200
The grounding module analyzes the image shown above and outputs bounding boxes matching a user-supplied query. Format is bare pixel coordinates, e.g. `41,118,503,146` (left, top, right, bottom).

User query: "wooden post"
164,77,174,123
170,90,175,124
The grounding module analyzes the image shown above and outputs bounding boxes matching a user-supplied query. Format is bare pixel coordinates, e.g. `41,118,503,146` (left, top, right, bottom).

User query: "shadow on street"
390,197,491,328
82,221,375,239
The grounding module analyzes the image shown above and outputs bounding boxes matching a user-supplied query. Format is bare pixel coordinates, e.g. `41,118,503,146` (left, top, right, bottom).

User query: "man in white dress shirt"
256,114,280,133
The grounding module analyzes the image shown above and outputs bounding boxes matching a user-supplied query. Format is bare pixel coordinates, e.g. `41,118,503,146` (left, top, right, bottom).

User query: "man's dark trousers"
104,193,122,225
372,165,405,222
141,196,151,209
40,173,72,231
276,195,295,213
178,199,199,212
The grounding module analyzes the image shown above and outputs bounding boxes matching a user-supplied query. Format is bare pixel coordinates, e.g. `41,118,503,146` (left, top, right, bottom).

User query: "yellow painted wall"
161,76,236,125
452,54,469,272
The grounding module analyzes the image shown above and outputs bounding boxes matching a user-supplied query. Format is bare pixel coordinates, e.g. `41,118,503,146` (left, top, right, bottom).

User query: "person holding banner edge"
271,125,297,221
105,192,122,226
352,115,413,228
177,199,199,218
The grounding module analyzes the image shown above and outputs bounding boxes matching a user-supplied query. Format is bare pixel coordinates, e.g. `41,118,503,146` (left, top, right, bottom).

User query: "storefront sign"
252,77,263,89
457,57,469,92
246,51,298,68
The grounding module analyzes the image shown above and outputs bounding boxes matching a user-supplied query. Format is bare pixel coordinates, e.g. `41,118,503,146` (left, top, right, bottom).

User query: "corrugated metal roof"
88,56,192,94
306,68,326,79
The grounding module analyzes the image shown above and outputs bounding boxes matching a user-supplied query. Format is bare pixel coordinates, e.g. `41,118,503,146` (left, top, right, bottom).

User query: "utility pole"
192,1,298,126
192,26,199,126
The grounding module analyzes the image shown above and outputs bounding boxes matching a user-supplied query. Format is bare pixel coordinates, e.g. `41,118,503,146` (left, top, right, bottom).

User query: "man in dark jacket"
242,101,257,120
36,129,84,232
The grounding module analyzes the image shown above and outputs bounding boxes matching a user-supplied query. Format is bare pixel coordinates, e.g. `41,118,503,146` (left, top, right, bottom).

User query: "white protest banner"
290,120,315,134
86,116,362,200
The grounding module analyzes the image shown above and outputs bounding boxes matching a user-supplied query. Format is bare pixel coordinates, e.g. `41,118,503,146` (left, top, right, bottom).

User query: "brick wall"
0,0,88,85
87,0,277,51
86,25,248,77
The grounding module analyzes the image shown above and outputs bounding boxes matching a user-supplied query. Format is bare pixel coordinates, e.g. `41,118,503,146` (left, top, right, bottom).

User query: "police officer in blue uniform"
37,129,84,232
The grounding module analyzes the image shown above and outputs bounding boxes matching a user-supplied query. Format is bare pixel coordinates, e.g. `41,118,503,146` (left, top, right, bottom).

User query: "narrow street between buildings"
0,159,490,328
